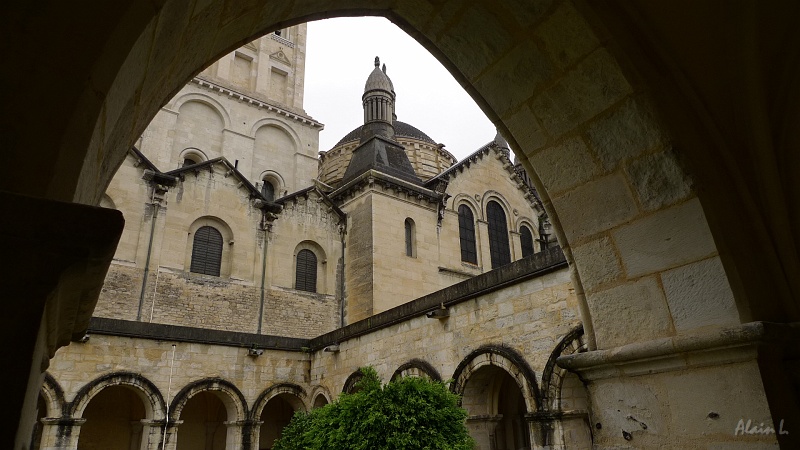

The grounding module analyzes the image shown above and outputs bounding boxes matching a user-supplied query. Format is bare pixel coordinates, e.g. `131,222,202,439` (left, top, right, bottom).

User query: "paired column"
38,418,85,450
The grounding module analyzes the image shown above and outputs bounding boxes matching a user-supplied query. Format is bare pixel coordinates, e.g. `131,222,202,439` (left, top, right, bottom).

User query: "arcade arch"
170,379,248,450
391,359,442,381
77,385,147,450
257,393,304,450
451,347,541,449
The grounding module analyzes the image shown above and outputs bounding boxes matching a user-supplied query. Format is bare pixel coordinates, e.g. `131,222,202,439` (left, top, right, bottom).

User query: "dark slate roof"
340,135,422,186
364,62,395,94
129,147,159,172
163,157,281,212
334,120,437,147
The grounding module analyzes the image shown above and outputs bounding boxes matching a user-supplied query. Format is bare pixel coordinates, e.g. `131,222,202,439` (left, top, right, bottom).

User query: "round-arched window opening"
520,224,535,258
262,180,275,202
295,249,318,293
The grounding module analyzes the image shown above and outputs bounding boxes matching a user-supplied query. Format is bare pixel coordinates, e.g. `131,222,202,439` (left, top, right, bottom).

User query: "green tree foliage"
273,367,474,450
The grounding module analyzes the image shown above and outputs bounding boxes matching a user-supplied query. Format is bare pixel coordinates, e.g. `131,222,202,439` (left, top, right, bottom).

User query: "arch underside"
34,0,793,355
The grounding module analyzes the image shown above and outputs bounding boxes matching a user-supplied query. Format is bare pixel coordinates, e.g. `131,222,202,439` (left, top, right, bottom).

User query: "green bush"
273,367,474,450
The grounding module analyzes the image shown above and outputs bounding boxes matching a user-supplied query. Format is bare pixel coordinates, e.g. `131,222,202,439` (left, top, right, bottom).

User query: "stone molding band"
558,321,800,380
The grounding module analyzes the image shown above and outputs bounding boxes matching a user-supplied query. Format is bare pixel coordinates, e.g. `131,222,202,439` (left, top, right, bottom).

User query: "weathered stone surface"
535,0,600,70
552,173,638,242
661,256,739,332
529,136,600,194
532,48,632,137
613,198,716,278
625,149,692,211
586,276,673,348
572,235,623,292
587,376,666,440
435,5,514,81
662,362,773,440
506,105,549,154
586,96,667,171
473,38,555,117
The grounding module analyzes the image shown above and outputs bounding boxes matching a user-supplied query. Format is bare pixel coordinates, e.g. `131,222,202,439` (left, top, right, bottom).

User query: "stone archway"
250,383,307,450
77,385,148,450
22,0,746,355
6,2,800,449
452,347,538,450
66,372,166,450
391,359,442,382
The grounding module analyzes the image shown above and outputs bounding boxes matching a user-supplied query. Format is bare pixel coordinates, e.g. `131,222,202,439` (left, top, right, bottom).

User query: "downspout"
256,216,269,334
137,189,160,321
162,344,176,449
339,223,346,328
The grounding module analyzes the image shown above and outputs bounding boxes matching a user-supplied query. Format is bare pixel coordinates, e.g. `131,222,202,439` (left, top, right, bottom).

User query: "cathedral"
6,2,799,450
37,25,589,450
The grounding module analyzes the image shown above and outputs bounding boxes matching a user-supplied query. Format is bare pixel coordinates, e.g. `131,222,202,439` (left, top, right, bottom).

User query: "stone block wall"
309,266,579,402
95,264,338,339
46,251,588,450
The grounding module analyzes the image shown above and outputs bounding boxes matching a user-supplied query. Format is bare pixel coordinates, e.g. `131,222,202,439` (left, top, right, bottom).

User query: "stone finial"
382,63,387,74
375,56,380,67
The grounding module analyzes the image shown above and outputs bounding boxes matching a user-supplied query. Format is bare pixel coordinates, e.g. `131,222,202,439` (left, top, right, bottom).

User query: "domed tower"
361,56,396,140
318,58,456,187
339,57,420,186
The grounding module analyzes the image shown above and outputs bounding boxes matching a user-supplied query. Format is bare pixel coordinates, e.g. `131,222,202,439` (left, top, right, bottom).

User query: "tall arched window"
405,218,415,257
295,249,317,293
261,180,275,202
190,226,223,276
458,205,477,264
520,225,535,258
487,201,511,269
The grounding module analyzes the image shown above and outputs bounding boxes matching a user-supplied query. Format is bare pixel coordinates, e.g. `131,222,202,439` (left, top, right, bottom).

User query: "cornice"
330,169,443,206
190,76,323,129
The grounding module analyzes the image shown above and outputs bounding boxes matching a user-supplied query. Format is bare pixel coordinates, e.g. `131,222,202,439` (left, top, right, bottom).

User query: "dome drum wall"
319,122,454,187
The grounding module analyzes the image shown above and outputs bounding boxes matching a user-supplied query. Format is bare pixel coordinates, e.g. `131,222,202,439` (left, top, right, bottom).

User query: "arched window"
180,148,205,167
458,205,477,264
487,201,511,269
190,226,223,276
405,218,415,257
261,180,275,202
295,249,317,293
520,225,535,258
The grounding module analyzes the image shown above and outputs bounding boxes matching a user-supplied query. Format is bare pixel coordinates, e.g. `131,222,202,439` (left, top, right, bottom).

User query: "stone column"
129,420,144,450
509,229,521,262
528,411,591,450
240,419,262,450
147,421,181,450
39,417,85,450
524,414,551,450
466,415,502,450
140,419,172,450
476,219,491,270
224,420,247,450
3,192,122,450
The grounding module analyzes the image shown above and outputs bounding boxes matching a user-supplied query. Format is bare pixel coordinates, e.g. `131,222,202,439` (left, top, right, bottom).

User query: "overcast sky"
304,17,496,161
